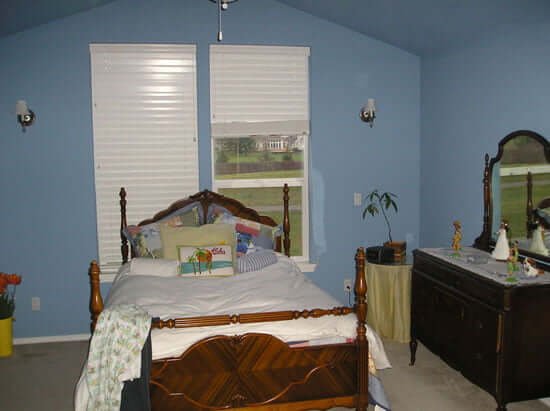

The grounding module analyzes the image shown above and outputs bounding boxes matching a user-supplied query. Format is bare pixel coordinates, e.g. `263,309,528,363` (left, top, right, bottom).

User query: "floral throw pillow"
123,203,202,258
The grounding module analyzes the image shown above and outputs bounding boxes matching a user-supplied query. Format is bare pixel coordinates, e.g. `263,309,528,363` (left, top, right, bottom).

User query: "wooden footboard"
88,247,369,410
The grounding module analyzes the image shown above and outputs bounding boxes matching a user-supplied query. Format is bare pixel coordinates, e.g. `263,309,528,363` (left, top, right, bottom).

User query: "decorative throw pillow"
128,258,179,277
159,222,236,262
123,202,202,258
212,213,280,255
177,245,234,277
237,249,278,273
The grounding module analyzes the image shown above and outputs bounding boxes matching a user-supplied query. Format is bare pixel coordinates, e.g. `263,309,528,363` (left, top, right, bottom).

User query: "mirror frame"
474,129,550,268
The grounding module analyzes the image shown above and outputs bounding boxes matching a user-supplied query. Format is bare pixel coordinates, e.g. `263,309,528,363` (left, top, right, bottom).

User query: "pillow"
206,204,231,224
123,202,202,258
177,245,234,277
160,222,236,263
212,213,280,254
237,249,278,273
128,258,179,277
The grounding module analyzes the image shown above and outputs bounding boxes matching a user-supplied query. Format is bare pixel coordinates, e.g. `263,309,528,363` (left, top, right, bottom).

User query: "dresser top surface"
415,247,550,287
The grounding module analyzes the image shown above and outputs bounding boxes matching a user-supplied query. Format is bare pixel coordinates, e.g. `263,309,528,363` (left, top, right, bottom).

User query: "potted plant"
362,189,406,262
0,272,22,357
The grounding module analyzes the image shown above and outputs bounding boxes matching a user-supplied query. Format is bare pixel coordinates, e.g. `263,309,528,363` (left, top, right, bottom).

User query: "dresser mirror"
474,130,550,267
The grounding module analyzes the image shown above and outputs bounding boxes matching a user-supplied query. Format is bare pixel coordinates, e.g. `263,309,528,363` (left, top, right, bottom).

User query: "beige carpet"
0,338,548,411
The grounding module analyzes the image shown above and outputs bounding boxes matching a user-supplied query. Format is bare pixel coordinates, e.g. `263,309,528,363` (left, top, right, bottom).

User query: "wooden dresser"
410,248,550,411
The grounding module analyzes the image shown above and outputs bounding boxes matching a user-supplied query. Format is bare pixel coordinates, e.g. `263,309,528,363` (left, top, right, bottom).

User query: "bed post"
89,260,104,333
354,247,369,411
283,183,291,257
120,187,129,263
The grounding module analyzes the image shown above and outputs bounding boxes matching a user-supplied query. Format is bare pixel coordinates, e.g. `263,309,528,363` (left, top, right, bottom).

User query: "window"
210,45,310,261
90,44,199,275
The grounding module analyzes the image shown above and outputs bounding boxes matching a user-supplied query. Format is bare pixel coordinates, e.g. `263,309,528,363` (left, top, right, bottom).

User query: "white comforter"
106,254,391,369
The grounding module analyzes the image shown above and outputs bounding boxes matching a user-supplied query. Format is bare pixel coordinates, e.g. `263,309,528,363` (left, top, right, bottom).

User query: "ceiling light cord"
210,0,238,42
217,0,223,41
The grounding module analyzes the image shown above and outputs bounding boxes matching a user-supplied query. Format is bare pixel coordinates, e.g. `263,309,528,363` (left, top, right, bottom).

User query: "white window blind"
210,45,310,138
90,44,199,274
210,45,310,261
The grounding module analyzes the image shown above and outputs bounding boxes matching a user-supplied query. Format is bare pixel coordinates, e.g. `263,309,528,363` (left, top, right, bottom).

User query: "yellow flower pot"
0,317,13,357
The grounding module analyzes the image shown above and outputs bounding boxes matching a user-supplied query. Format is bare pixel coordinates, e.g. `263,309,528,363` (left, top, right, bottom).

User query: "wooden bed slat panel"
150,334,357,410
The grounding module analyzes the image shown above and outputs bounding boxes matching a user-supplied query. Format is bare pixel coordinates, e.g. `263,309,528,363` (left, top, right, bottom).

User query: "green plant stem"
381,206,393,243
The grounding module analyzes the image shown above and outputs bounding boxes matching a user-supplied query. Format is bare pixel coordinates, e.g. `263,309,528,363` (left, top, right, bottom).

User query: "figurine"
523,257,543,277
491,221,510,261
529,224,549,256
451,220,462,255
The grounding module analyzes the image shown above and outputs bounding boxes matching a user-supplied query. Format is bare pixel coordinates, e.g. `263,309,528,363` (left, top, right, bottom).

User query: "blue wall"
420,19,550,249
0,0,420,338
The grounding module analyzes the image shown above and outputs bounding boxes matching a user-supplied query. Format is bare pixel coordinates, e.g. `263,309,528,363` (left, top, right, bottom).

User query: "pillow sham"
237,249,278,273
213,212,280,254
128,258,179,277
177,245,234,277
159,223,236,261
123,202,202,258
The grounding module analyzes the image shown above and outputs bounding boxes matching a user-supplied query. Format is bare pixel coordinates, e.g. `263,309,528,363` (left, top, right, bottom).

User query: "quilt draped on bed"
75,304,151,411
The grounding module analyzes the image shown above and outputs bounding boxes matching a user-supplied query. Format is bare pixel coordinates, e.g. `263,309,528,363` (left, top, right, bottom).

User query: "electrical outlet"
344,279,352,292
31,297,40,311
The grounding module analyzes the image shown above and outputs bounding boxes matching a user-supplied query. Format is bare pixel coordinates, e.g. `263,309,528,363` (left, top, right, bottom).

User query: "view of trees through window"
213,135,306,257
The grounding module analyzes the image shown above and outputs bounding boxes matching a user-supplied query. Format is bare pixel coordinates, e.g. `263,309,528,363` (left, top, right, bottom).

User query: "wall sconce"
360,98,376,128
15,100,35,132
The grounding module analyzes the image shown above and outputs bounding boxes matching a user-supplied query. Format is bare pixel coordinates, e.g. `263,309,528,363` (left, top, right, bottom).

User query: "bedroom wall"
420,19,550,249
0,0,420,338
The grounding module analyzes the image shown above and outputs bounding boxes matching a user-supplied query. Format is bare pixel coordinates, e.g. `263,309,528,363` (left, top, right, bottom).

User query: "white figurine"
491,222,510,261
523,257,542,277
529,225,549,256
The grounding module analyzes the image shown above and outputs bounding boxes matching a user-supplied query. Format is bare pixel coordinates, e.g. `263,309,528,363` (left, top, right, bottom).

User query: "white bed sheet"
106,254,390,369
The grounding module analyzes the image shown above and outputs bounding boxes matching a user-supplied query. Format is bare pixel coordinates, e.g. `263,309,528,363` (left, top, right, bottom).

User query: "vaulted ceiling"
1,0,549,56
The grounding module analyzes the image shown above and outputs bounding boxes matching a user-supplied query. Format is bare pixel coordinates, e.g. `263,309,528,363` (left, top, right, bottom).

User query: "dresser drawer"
413,253,505,309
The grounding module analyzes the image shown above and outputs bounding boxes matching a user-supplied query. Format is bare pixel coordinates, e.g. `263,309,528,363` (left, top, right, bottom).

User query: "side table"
366,262,412,343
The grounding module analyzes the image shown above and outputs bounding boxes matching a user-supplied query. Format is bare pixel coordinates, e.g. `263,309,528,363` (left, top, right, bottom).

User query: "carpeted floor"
0,338,548,411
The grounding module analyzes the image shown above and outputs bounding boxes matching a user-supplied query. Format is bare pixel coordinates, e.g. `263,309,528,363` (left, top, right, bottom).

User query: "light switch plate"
353,192,362,207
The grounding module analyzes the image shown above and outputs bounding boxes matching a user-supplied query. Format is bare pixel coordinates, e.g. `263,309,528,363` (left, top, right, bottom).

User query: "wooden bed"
88,184,370,411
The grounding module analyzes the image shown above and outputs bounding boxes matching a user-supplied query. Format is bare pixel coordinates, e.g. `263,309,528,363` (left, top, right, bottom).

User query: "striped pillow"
237,250,278,273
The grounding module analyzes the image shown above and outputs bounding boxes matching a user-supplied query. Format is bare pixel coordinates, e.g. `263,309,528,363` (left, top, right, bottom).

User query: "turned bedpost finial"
89,260,104,333
283,183,291,257
354,247,369,410
120,187,129,264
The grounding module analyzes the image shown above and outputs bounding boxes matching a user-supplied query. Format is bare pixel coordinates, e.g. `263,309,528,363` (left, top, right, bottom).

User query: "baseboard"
14,333,90,345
